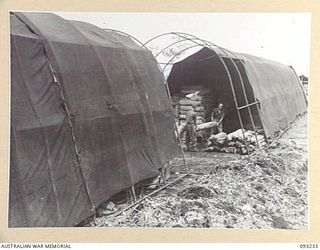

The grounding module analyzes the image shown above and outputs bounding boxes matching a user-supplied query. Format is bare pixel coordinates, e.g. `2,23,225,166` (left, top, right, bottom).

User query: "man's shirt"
211,108,224,122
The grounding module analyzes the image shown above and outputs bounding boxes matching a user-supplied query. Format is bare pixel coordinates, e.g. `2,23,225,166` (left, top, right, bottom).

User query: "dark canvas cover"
235,52,308,137
10,12,179,227
168,47,307,137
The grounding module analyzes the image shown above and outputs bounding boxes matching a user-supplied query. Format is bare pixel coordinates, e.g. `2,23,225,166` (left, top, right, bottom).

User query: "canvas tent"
168,47,307,137
10,12,179,227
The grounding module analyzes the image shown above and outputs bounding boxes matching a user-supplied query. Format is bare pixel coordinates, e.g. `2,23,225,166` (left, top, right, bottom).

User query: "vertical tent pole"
45,49,97,223
230,59,260,148
232,58,270,147
164,78,189,174
131,186,137,203
218,46,270,148
160,166,167,185
217,57,249,153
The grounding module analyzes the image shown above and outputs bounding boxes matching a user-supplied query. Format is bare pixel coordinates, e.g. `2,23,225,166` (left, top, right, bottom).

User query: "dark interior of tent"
168,47,264,134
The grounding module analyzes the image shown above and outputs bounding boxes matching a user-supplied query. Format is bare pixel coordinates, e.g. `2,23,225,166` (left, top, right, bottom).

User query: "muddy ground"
87,114,308,230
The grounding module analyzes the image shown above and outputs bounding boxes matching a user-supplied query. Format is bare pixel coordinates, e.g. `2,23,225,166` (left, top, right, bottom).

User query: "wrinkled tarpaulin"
168,47,307,137
10,12,179,227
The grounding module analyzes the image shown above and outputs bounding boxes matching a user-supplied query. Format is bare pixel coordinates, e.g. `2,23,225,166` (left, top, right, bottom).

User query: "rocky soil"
89,115,308,230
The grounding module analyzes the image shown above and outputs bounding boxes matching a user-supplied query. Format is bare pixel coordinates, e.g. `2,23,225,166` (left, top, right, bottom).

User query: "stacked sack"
227,129,267,148
206,129,267,155
176,91,207,145
178,98,205,125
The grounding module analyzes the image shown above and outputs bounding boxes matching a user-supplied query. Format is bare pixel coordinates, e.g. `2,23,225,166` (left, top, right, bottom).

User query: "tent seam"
11,34,64,225
13,12,97,218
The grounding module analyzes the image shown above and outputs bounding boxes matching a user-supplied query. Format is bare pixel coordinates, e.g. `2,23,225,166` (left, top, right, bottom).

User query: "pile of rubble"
92,139,308,229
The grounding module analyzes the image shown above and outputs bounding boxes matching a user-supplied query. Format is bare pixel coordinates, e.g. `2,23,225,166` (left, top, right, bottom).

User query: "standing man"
211,103,224,134
185,104,197,151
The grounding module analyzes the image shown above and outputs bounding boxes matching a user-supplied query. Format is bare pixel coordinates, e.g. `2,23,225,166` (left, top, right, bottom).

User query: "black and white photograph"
9,12,309,230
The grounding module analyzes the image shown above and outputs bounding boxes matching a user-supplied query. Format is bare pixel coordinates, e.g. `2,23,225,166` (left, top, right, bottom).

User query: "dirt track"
90,114,308,229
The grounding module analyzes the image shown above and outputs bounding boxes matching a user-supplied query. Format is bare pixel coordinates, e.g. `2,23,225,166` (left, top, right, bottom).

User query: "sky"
56,12,311,77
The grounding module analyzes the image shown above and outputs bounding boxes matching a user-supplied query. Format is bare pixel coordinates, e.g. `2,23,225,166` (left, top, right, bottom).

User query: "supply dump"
9,12,308,229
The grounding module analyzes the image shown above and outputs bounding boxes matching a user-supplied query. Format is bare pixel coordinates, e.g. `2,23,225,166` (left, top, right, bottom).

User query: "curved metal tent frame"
99,28,190,219
154,37,210,59
104,29,266,148
96,29,271,219
143,32,265,149
103,28,148,49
